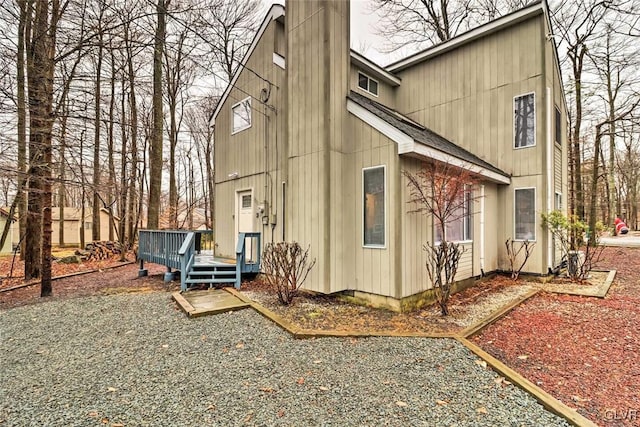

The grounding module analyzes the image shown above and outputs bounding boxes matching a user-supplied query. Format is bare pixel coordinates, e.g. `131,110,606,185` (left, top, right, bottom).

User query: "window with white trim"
514,93,535,148
358,72,379,96
232,97,251,134
515,188,536,240
555,106,562,145
363,166,385,247
435,187,472,242
555,192,562,211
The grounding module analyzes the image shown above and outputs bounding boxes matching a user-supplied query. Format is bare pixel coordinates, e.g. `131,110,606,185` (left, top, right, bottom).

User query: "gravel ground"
1,292,569,426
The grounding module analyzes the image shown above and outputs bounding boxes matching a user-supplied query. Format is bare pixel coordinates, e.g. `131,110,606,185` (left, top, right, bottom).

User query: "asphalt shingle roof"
348,91,509,179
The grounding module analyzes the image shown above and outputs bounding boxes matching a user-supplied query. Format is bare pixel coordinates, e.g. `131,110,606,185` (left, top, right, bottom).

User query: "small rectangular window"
357,72,379,96
435,187,472,242
232,97,251,134
514,93,535,148
555,192,562,211
515,188,536,240
555,106,562,145
241,195,252,208
84,221,92,230
363,166,385,247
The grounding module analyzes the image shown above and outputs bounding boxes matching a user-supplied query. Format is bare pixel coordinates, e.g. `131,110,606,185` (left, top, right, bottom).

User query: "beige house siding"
51,209,117,247
346,116,400,298
395,17,545,177
0,217,16,254
213,17,286,259
286,1,350,293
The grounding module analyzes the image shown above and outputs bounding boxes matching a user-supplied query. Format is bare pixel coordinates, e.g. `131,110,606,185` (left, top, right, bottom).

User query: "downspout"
480,184,485,276
546,86,553,272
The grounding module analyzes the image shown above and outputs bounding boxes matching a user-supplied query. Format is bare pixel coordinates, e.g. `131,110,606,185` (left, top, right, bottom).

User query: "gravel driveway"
1,292,569,426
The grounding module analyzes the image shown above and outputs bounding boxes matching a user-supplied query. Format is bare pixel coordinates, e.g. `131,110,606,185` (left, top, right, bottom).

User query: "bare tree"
552,0,610,222
370,0,528,51
147,0,170,230
404,161,481,316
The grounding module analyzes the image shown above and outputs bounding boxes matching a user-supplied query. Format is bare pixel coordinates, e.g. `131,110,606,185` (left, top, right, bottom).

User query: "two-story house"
210,0,567,311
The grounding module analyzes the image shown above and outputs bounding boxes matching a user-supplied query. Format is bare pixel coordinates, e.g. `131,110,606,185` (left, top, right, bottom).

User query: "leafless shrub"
424,241,464,316
505,238,535,281
261,242,316,306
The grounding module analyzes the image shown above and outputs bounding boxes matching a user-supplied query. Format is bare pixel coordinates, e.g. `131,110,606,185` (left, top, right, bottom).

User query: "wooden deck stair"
137,230,261,292
185,259,237,288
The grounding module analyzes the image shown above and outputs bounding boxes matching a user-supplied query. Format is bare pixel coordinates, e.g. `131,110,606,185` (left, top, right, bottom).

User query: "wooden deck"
172,289,251,317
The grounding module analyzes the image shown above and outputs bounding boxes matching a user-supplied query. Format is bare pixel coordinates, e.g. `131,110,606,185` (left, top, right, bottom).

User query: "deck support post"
138,259,148,277
164,267,175,283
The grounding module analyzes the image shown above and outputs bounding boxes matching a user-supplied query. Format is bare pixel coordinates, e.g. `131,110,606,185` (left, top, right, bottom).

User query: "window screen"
363,166,385,246
515,188,536,240
232,98,251,133
514,93,535,148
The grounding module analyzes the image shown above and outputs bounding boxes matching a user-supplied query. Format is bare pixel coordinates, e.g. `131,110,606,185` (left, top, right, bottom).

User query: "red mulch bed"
0,259,170,310
472,247,640,426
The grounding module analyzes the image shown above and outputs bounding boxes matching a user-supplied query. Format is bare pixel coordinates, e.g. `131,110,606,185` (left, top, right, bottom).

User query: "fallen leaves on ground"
0,261,169,309
242,274,527,334
473,247,640,427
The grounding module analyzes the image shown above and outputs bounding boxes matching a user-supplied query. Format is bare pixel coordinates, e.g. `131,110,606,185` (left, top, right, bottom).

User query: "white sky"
262,0,412,66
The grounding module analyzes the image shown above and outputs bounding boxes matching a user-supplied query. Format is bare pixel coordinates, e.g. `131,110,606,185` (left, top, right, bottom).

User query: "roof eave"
346,98,510,185
209,4,285,126
350,50,401,86
386,2,544,73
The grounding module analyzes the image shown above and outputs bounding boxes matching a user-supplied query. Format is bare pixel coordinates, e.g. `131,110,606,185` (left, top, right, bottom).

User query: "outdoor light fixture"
228,172,239,179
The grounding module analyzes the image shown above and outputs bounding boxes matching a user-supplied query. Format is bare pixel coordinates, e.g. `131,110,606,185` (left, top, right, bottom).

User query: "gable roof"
210,4,285,125
347,91,510,184
387,1,544,72
350,50,401,86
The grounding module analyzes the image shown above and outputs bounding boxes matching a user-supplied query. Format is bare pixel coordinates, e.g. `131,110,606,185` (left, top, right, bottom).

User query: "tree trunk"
126,33,138,243
107,43,116,242
17,0,28,260
588,124,604,246
92,19,104,242
147,0,169,229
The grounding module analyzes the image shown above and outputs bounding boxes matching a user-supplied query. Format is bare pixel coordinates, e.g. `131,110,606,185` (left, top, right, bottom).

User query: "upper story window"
514,93,535,148
358,72,378,97
555,106,562,145
232,97,252,134
363,165,385,247
435,187,472,243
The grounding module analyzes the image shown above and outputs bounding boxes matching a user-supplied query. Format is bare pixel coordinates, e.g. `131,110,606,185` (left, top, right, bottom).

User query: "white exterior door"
236,190,254,261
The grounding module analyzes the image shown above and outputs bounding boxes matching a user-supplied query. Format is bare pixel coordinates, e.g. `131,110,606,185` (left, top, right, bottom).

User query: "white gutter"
480,184,485,274
546,87,553,271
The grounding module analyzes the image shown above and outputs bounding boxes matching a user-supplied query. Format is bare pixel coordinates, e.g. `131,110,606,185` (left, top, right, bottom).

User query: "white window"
555,192,562,211
435,188,472,243
514,93,535,148
555,106,562,145
363,166,385,247
515,188,536,240
357,72,379,96
84,221,92,230
232,97,251,134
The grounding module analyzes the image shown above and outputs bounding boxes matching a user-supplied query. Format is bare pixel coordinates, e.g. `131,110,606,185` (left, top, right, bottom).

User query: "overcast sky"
262,0,412,66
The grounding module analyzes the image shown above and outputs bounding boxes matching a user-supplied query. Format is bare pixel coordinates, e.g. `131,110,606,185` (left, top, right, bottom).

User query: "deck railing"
236,232,262,287
139,229,261,291
138,230,190,270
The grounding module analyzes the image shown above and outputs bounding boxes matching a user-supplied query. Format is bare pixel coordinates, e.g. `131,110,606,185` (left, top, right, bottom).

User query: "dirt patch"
472,247,640,426
241,275,537,334
0,262,172,310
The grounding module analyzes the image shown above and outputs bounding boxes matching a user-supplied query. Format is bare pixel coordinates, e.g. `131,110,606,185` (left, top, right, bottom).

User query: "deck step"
185,277,237,284
188,270,237,277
